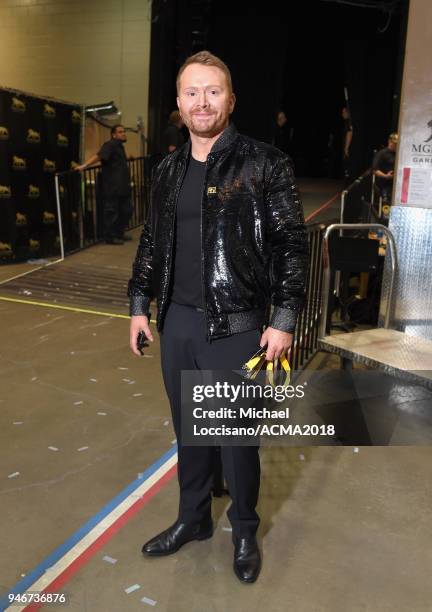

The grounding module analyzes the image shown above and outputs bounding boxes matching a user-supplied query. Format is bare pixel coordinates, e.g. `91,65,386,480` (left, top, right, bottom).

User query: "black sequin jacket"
128,124,309,340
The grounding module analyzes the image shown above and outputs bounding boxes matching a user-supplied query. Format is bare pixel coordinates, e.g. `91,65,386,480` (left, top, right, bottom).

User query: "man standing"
372,132,399,204
161,110,185,155
128,51,308,583
273,110,293,156
77,124,132,244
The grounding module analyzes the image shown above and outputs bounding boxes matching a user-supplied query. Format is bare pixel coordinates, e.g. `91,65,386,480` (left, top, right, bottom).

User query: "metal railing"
289,221,328,370
341,169,388,226
291,168,391,369
340,169,375,225
319,223,398,339
54,156,155,257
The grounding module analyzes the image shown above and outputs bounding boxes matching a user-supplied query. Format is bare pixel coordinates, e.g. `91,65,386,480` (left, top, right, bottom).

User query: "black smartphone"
137,330,148,355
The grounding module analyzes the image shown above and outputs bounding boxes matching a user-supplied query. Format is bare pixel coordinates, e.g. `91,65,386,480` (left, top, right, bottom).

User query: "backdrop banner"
0,88,82,262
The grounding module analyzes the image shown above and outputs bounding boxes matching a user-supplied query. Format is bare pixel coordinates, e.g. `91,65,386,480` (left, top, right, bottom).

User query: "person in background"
372,132,399,204
76,124,133,245
273,110,293,156
161,110,185,155
341,106,353,183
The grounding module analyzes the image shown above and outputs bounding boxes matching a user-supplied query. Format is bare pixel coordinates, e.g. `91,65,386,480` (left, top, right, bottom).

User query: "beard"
184,109,228,138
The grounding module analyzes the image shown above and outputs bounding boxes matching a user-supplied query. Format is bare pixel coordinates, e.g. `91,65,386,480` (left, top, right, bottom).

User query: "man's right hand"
74,164,86,172
130,315,154,356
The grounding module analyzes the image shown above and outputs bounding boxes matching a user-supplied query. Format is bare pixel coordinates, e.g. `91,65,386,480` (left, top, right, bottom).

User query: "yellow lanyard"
242,349,291,388
265,353,291,388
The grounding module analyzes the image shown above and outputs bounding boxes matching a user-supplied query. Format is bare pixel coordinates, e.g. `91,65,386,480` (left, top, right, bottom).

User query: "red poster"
401,167,411,204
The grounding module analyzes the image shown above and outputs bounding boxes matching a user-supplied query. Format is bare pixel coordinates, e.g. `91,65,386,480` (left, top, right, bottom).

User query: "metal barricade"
54,156,152,256
319,223,397,339
340,169,375,225
289,222,328,370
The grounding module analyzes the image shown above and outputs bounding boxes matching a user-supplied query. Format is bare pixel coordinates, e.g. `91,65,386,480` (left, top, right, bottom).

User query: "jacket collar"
210,123,238,153
178,123,238,161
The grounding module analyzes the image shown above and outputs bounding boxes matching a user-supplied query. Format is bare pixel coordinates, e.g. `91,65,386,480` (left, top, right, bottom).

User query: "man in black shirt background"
77,124,132,245
372,132,398,204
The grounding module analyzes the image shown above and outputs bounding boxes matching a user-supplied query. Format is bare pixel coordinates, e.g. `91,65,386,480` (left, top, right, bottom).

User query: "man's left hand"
260,327,293,361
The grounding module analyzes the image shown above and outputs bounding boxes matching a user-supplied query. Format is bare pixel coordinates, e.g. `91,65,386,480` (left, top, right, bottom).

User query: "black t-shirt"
372,147,395,190
161,124,185,155
170,156,206,308
98,139,131,197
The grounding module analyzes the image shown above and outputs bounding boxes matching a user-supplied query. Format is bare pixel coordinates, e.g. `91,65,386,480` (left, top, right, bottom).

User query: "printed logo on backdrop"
43,211,55,224
410,119,432,163
11,97,26,113
16,212,27,226
44,103,56,118
28,184,40,198
0,126,9,140
27,129,41,144
0,242,13,255
12,155,26,170
57,133,69,147
44,158,56,172
0,185,11,198
71,109,81,124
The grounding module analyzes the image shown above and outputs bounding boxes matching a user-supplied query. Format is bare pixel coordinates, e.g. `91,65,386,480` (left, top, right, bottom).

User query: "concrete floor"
1,184,432,611
298,178,342,224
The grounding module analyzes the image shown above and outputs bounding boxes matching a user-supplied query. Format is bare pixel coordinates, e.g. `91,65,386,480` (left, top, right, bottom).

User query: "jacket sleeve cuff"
268,306,298,334
129,295,152,318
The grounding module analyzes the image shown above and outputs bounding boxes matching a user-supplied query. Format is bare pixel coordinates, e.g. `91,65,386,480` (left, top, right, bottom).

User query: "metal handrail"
318,223,398,339
54,156,148,178
340,168,373,225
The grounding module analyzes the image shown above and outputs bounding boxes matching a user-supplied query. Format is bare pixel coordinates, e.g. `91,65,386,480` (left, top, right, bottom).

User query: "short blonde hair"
176,50,233,94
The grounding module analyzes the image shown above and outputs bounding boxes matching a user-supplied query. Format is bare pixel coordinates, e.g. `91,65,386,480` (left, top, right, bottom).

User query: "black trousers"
160,301,261,537
103,194,132,239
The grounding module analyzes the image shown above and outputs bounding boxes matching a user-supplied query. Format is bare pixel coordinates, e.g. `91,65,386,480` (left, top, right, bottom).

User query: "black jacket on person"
128,124,309,340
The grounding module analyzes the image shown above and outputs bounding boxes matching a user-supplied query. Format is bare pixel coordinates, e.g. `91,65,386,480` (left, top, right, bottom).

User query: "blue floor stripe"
0,445,177,611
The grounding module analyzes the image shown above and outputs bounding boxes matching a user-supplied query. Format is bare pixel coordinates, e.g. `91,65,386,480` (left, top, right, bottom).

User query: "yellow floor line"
0,295,157,324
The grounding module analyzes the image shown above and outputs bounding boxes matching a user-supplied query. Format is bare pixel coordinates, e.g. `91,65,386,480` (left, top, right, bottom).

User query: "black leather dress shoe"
233,536,261,583
142,519,213,556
